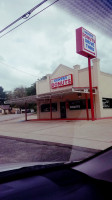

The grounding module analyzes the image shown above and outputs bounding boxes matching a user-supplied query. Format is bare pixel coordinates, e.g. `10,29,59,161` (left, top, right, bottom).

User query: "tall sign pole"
76,27,97,121
88,57,94,120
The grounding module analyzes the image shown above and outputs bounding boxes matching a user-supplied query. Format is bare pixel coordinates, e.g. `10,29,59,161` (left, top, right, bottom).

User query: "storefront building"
36,58,112,120
6,28,112,121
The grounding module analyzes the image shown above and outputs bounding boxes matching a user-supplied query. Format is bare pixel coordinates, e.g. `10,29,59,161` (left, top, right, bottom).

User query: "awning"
72,87,97,94
5,87,97,105
5,95,37,105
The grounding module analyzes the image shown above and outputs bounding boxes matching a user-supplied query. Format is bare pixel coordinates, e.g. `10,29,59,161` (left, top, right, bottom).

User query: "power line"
0,0,48,34
0,74,34,89
0,61,39,78
0,0,59,39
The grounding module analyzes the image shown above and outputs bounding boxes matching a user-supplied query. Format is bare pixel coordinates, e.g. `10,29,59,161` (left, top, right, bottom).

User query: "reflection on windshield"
0,0,112,168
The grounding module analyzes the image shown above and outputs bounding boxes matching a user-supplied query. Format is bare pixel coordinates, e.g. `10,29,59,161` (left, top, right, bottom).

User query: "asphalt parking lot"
0,136,98,164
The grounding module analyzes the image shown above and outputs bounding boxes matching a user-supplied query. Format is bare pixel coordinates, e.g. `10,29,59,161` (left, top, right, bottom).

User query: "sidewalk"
0,115,112,150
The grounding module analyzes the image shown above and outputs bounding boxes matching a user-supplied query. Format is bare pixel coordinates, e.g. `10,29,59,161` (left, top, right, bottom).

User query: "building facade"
5,58,112,121
35,58,112,120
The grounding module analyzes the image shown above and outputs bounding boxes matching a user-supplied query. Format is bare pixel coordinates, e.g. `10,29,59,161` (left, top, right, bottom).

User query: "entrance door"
60,102,66,119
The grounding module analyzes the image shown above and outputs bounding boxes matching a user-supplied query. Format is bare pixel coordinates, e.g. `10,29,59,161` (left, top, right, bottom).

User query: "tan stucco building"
36,58,112,120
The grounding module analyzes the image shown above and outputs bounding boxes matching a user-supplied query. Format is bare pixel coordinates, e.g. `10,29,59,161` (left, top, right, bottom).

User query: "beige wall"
99,72,112,117
36,63,99,95
100,72,112,98
66,93,92,119
79,68,90,87
92,58,102,118
36,75,51,95
92,59,112,118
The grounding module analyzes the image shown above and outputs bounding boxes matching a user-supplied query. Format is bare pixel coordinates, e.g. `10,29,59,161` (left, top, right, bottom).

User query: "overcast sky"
0,0,112,91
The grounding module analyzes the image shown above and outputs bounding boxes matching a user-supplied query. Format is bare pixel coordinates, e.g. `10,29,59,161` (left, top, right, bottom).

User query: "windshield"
0,0,112,168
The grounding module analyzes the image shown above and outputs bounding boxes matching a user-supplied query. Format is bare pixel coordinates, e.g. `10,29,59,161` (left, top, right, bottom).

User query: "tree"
6,83,36,101
13,87,27,98
5,83,37,111
25,83,36,111
6,87,26,101
0,86,6,105
6,91,14,100
26,83,36,96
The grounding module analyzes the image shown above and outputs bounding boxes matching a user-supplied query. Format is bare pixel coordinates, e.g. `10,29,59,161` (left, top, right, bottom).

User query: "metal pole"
37,101,38,119
25,102,27,121
88,57,94,121
37,101,40,119
85,93,89,120
50,99,52,120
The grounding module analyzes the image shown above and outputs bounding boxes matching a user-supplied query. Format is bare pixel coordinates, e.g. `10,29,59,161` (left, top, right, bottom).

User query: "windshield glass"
0,0,112,167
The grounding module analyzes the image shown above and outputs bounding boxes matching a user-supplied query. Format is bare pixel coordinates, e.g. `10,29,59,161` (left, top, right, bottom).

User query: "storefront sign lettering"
76,27,97,58
51,74,73,89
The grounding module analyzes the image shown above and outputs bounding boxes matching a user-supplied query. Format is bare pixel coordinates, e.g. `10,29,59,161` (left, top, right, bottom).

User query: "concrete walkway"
0,114,112,150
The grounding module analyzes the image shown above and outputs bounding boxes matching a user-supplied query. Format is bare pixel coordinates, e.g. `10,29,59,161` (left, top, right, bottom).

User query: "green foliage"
6,82,36,100
6,87,26,100
0,86,6,105
26,83,36,96
14,87,27,98
6,82,36,110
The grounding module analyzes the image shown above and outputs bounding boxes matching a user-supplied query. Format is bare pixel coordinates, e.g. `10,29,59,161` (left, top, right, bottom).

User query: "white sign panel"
82,28,97,57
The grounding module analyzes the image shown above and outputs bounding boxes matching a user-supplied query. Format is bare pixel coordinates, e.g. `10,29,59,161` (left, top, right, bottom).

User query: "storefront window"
69,99,91,110
41,103,57,112
52,103,57,111
102,98,112,109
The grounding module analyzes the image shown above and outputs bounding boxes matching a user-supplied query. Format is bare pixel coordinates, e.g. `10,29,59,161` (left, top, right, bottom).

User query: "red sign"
50,74,73,89
76,27,97,58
